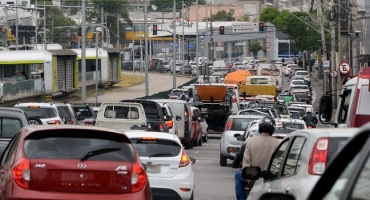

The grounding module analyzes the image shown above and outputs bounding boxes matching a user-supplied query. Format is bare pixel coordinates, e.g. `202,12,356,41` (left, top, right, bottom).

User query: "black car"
71,104,96,125
120,99,170,133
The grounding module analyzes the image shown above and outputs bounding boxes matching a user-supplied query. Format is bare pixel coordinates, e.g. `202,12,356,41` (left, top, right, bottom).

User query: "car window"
130,138,181,157
24,130,135,161
283,122,305,129
0,118,22,138
104,106,139,119
73,107,93,117
296,72,308,75
0,133,20,165
231,118,259,131
57,106,72,118
17,107,56,119
267,140,289,180
282,137,306,177
323,154,361,200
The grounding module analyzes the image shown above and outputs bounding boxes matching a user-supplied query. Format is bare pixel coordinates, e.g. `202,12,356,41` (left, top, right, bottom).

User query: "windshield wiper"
80,148,121,162
148,153,173,158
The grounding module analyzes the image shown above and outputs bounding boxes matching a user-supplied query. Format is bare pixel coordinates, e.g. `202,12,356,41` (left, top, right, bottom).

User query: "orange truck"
191,84,237,134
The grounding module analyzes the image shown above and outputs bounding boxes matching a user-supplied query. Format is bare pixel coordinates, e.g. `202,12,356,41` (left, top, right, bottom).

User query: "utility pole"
15,0,18,50
266,27,270,63
81,0,87,103
43,0,46,49
330,0,337,108
205,0,208,65
101,7,104,47
350,2,359,74
317,0,327,81
144,0,149,96
338,1,350,84
209,1,214,61
51,15,54,43
117,14,119,49
35,0,37,49
181,1,185,72
172,0,177,89
195,0,199,75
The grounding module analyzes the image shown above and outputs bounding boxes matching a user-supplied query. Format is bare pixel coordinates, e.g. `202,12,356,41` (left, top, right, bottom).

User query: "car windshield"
130,138,181,157
295,94,310,100
24,130,135,161
274,128,297,134
283,122,305,129
170,90,184,96
18,107,56,119
296,71,308,75
288,108,305,115
239,110,269,116
73,107,93,117
290,112,303,119
277,95,288,100
232,118,260,131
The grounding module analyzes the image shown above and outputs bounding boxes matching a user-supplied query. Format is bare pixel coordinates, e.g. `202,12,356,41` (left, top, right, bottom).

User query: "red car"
191,107,203,147
0,125,151,200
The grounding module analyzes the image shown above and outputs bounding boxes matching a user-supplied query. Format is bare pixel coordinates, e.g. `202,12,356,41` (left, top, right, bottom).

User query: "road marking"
194,151,200,154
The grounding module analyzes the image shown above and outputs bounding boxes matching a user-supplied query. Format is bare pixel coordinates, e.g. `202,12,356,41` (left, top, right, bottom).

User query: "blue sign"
186,44,194,48
170,43,179,47
199,32,205,37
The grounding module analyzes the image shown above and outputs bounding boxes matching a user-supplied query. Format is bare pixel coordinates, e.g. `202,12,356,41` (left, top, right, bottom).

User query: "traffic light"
219,26,224,35
78,27,81,36
259,23,265,32
153,25,157,35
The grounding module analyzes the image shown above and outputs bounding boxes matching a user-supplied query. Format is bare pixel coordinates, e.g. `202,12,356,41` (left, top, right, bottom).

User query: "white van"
153,99,194,149
95,102,147,131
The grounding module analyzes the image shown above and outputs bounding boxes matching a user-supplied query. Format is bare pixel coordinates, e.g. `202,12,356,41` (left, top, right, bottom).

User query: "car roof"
20,125,125,137
15,102,65,107
229,115,264,119
152,99,187,103
288,106,306,110
124,131,179,141
279,118,305,123
291,128,359,138
296,70,308,73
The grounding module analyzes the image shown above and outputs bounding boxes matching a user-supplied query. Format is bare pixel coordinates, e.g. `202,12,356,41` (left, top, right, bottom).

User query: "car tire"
220,153,227,166
198,137,203,146
190,192,194,200
184,141,191,150
193,140,198,147
28,117,43,125
202,133,208,142
190,139,194,148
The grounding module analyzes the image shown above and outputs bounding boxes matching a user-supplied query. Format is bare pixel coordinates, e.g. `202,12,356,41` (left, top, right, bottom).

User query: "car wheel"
198,137,203,146
220,153,227,166
190,192,194,200
193,140,198,147
184,141,191,150
202,132,208,142
28,117,43,125
190,139,194,148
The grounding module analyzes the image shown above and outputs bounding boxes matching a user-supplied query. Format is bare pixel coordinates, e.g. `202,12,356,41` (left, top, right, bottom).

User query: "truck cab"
319,67,370,128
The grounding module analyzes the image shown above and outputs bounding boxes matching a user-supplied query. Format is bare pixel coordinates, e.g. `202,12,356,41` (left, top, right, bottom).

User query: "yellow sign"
125,31,172,41
316,54,322,60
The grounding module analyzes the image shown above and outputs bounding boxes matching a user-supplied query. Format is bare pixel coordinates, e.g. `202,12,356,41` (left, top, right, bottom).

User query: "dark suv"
71,104,96,125
120,99,170,133
0,108,29,155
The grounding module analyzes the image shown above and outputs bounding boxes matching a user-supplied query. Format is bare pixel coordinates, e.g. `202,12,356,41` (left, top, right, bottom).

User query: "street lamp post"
172,0,176,89
144,0,149,96
95,30,99,104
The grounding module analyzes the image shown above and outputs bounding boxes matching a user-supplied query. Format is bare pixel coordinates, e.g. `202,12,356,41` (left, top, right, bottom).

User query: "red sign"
261,68,280,76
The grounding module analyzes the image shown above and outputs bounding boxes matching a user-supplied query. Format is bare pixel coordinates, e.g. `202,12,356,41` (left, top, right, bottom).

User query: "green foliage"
260,8,322,52
62,0,79,15
203,10,235,22
249,42,262,58
38,1,77,47
150,0,206,12
237,14,250,22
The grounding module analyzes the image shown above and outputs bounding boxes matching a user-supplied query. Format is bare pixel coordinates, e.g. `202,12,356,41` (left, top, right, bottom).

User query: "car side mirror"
319,94,333,124
234,133,241,138
258,193,296,200
285,89,288,92
176,116,182,121
64,117,71,124
242,166,261,180
189,157,196,164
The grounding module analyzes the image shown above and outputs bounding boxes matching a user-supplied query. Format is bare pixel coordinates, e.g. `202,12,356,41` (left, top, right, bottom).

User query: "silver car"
294,70,311,82
219,115,264,166
246,128,358,200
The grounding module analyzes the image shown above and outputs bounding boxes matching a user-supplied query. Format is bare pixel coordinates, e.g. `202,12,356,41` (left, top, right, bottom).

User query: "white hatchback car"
126,132,195,200
295,70,311,82
220,115,264,166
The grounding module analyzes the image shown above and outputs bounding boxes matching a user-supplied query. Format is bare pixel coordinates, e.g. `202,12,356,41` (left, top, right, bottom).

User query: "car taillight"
47,120,61,125
131,162,147,192
84,121,93,125
308,138,329,175
226,119,233,131
179,150,190,167
12,158,30,189
159,123,164,131
166,120,173,129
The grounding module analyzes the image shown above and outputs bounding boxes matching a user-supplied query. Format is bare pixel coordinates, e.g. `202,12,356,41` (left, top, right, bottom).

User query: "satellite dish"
151,5,157,11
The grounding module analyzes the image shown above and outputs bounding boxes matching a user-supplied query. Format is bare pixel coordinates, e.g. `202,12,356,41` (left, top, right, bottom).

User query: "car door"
269,136,308,198
0,133,20,196
248,139,290,200
170,102,185,138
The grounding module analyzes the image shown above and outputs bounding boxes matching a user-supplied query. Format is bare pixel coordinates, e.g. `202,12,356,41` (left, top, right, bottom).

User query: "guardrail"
0,79,43,100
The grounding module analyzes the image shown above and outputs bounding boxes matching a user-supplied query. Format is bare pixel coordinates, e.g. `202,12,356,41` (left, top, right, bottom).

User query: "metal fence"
79,71,100,86
1,79,43,100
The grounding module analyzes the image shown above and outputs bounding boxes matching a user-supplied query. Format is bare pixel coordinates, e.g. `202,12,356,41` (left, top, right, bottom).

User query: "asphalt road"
85,71,193,103
187,139,236,200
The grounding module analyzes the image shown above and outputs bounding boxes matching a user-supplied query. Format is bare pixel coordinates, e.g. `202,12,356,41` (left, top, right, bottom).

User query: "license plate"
146,165,161,173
